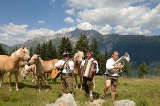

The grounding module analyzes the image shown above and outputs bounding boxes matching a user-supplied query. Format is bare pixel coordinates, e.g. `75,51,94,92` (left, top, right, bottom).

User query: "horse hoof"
9,88,12,92
16,88,19,91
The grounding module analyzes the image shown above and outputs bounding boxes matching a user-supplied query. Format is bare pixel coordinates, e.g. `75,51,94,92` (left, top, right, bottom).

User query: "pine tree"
41,42,47,60
122,60,131,77
35,43,41,55
58,37,72,58
137,61,148,78
29,47,33,57
74,34,89,55
153,69,159,76
46,40,57,60
90,38,99,58
0,44,6,55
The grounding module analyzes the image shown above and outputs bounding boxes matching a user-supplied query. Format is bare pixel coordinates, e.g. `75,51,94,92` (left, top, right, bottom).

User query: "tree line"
0,34,158,77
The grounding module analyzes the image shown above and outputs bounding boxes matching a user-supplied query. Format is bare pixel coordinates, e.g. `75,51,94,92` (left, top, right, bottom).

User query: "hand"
57,65,63,69
65,62,70,68
114,65,122,70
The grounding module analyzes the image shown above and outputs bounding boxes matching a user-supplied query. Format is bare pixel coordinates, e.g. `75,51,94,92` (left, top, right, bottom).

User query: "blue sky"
0,0,160,45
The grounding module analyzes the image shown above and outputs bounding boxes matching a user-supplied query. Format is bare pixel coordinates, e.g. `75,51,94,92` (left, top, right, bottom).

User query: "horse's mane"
11,48,21,57
74,51,84,59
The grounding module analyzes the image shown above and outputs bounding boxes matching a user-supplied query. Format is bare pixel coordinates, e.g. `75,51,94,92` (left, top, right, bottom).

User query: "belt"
61,73,72,76
105,74,118,78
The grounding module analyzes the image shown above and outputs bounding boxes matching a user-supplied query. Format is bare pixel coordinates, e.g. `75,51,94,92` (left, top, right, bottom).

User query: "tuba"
83,59,96,79
108,52,130,74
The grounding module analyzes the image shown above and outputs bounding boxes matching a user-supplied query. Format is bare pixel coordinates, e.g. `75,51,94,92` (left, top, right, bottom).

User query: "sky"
0,0,160,46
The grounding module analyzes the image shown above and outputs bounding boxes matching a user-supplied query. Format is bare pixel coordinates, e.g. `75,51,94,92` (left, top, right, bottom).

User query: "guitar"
51,68,61,79
51,59,69,79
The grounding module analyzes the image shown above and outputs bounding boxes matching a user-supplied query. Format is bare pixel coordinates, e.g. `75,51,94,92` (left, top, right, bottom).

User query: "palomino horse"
41,59,59,81
21,58,59,82
27,54,46,92
73,51,84,90
0,46,30,91
21,64,36,82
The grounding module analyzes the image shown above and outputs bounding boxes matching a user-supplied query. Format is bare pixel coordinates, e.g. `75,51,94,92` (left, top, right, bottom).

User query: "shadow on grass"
3,82,51,90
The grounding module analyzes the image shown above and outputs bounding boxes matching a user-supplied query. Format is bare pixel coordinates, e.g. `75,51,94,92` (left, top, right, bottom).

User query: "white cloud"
99,24,112,35
65,8,75,15
0,23,27,36
56,27,76,34
64,17,75,24
67,0,144,9
28,28,55,37
66,0,160,35
77,22,95,30
114,25,151,35
0,23,56,45
37,20,45,24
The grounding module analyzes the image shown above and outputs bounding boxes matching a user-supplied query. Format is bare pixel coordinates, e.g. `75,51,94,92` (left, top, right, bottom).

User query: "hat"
62,51,70,56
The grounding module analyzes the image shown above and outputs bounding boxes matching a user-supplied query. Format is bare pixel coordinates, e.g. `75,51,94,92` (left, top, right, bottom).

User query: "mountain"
2,28,160,70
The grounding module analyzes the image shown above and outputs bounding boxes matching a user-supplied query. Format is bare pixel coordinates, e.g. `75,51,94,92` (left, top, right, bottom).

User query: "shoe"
90,96,93,102
101,95,105,99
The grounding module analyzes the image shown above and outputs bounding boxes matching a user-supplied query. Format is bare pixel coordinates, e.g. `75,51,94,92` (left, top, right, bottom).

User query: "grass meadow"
0,74,160,106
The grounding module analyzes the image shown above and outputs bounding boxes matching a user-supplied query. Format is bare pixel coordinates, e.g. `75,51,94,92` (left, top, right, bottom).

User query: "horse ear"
22,45,27,49
22,46,25,49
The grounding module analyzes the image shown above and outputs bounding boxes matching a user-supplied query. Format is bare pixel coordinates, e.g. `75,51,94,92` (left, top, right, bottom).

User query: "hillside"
2,28,160,70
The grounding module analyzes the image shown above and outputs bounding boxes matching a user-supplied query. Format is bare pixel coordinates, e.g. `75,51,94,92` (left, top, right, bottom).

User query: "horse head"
21,64,35,80
12,46,30,62
27,54,41,66
74,51,84,63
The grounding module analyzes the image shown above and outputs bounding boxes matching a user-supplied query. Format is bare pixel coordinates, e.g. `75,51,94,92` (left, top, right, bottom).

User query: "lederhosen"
82,59,97,94
60,60,74,94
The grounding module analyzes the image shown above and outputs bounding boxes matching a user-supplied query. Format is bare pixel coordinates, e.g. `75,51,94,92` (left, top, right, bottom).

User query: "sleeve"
93,60,99,73
69,61,74,71
96,61,99,73
81,60,85,66
55,60,62,67
106,59,114,70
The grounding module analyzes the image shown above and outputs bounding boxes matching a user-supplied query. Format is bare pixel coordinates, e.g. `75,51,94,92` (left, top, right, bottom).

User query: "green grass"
0,74,160,106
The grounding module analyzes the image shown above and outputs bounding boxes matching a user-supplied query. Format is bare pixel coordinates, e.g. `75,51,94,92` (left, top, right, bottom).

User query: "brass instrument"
108,52,130,74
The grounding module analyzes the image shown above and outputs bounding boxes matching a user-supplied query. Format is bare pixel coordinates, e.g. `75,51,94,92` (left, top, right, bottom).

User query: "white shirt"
105,58,122,76
81,58,99,73
55,59,74,74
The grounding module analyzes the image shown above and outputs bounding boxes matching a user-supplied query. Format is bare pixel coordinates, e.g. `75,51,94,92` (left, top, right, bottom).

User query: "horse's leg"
0,71,3,87
7,72,12,92
37,78,41,93
80,74,83,90
74,74,78,89
93,78,95,89
44,73,48,84
15,71,19,91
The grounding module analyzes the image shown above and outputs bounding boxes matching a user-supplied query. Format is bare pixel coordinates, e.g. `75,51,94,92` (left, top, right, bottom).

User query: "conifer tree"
137,61,148,78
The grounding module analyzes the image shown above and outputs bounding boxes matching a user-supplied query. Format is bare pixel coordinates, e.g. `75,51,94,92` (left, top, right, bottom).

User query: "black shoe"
101,95,105,99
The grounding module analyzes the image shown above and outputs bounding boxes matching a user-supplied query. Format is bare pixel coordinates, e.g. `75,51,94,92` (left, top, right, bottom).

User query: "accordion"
83,59,96,79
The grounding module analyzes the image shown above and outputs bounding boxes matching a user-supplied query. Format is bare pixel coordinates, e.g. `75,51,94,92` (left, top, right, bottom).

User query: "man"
55,51,74,95
102,51,122,100
81,50,99,102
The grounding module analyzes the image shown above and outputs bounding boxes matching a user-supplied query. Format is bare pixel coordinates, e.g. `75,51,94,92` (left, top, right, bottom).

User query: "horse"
72,51,84,90
21,58,59,82
41,59,59,81
27,54,47,92
0,46,30,91
21,64,36,82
